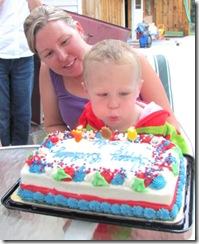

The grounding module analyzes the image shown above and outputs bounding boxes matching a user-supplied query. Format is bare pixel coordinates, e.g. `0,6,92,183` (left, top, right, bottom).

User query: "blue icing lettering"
87,153,101,164
149,175,166,189
92,139,120,149
92,139,107,148
52,147,101,164
110,149,143,165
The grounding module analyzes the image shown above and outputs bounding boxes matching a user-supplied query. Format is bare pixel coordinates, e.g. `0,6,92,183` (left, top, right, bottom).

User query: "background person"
0,0,42,146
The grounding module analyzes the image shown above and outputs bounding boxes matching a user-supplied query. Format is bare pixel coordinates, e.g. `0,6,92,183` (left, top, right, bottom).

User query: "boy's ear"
75,21,84,38
139,79,144,92
81,81,88,93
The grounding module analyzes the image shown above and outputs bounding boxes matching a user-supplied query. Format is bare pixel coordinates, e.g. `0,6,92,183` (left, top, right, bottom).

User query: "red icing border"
20,182,178,211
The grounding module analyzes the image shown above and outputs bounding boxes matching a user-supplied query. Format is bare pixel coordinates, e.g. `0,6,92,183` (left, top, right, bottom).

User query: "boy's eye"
62,38,70,46
119,92,129,96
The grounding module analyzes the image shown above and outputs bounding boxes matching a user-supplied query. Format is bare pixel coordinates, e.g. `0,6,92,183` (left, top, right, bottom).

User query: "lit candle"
127,127,137,140
71,125,83,142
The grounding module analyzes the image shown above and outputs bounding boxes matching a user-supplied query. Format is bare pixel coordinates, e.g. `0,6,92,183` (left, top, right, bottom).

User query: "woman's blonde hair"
83,39,142,84
24,5,76,54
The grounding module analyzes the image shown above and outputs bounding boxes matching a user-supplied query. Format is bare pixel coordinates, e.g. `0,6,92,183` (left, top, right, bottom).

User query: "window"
136,0,141,9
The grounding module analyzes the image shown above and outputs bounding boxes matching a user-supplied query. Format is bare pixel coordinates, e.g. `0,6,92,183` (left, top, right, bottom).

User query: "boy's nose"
108,97,119,109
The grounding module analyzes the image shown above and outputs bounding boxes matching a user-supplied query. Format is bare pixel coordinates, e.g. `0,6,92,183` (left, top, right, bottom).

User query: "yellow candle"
127,127,137,140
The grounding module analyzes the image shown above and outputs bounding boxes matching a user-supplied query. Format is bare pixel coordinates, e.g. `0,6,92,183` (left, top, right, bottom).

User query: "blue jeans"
0,56,34,146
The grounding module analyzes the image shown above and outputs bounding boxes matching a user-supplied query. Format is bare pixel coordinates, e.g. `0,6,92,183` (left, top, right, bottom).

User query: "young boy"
78,39,188,154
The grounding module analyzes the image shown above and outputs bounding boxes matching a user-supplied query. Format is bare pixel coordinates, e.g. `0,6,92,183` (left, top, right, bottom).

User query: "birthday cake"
17,128,186,222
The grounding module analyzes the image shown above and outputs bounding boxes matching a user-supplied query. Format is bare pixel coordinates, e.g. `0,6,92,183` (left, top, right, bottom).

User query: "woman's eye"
97,93,108,97
45,51,53,58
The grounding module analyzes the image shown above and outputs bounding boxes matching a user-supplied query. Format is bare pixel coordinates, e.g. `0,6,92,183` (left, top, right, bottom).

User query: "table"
0,146,195,240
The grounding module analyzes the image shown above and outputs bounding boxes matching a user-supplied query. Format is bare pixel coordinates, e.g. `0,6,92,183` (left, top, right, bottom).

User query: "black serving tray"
1,154,194,233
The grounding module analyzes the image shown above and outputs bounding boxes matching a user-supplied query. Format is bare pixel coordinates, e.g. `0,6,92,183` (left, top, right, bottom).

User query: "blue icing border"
18,157,186,221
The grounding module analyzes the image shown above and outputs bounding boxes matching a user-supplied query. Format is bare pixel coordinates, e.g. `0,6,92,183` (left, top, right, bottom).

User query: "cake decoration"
17,129,186,222
100,126,113,140
127,126,137,140
71,125,83,142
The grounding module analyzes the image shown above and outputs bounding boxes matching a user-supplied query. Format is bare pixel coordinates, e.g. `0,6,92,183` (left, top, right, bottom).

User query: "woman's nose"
57,49,68,61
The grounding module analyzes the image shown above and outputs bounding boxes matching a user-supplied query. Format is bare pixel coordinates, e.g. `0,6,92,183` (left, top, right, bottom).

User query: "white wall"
41,0,82,13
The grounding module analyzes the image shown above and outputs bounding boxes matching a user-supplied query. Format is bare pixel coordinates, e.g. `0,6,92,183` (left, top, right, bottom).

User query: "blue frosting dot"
89,201,102,212
111,204,121,215
73,168,86,182
33,192,45,202
78,200,90,210
29,164,45,174
55,195,68,207
67,198,79,209
120,204,132,216
170,204,179,219
18,188,33,201
132,206,143,218
157,208,171,220
101,202,111,213
143,208,156,219
45,194,56,205
111,173,125,185
149,175,166,189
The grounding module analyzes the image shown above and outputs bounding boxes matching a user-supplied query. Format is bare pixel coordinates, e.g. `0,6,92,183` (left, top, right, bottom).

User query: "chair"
144,53,194,156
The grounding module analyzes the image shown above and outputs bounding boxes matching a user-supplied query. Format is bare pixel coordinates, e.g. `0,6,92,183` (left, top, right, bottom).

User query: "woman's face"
35,20,89,77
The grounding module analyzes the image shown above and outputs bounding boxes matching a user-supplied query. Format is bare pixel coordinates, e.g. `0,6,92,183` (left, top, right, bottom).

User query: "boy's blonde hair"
24,5,76,54
83,39,142,84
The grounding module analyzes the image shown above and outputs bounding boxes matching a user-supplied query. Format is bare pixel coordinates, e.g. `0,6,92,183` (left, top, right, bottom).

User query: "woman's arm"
27,0,42,12
136,50,181,131
39,62,68,133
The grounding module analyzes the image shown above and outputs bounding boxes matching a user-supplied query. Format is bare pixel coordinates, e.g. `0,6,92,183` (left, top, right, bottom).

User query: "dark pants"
0,56,34,146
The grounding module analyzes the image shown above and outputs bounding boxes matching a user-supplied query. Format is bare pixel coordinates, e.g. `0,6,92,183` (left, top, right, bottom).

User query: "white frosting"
20,134,182,206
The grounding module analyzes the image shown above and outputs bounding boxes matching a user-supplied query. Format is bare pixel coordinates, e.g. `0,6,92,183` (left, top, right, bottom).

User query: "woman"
24,5,180,134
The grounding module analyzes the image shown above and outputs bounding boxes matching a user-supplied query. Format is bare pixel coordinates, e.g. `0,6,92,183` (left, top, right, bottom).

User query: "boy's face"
84,61,143,131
